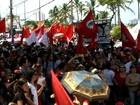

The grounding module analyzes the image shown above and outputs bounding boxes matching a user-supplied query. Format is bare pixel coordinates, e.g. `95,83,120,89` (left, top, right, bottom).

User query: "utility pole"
71,0,73,23
138,0,140,20
10,0,14,43
24,1,26,26
39,0,41,21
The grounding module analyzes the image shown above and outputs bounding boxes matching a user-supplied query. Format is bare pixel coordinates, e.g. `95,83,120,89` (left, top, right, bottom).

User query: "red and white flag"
0,18,6,33
25,32,36,45
38,32,49,47
75,35,88,55
88,23,98,50
47,22,60,44
75,10,95,38
120,21,136,48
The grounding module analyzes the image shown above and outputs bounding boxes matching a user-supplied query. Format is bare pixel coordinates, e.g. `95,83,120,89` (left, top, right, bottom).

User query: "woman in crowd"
125,65,140,105
10,77,35,105
114,64,128,102
27,70,46,105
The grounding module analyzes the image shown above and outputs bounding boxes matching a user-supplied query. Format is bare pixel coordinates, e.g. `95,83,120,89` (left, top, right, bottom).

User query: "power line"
26,0,55,14
13,0,28,7
26,10,38,20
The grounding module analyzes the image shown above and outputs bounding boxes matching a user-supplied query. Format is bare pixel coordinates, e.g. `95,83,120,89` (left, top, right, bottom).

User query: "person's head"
119,64,126,72
14,78,29,93
0,57,5,69
130,65,137,73
18,56,29,69
26,70,40,83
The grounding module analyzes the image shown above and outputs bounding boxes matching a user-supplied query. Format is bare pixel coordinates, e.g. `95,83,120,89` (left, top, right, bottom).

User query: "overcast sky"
0,0,138,24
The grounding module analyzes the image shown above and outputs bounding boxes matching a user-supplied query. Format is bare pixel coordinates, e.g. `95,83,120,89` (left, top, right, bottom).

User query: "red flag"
20,27,31,44
136,30,140,53
65,23,73,41
75,35,88,55
61,23,73,42
75,10,95,38
88,23,98,50
34,24,44,35
120,21,136,48
0,18,6,33
88,38,98,50
51,70,74,105
47,22,60,44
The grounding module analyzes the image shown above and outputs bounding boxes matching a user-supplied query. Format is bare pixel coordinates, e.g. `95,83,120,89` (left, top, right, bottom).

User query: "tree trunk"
117,5,120,25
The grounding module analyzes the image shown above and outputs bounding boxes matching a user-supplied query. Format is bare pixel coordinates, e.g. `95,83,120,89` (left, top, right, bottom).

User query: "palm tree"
73,0,81,22
116,0,134,24
78,2,86,21
49,6,60,23
96,11,109,19
85,0,97,15
98,0,134,24
59,3,71,24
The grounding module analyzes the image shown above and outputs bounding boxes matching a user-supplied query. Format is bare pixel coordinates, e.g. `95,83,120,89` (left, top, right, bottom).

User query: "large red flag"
75,10,95,38
120,21,136,48
51,70,74,105
136,30,140,53
75,35,88,55
0,18,6,33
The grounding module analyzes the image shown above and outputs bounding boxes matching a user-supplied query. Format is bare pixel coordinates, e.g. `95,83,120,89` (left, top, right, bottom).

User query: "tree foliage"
25,21,38,29
110,25,121,40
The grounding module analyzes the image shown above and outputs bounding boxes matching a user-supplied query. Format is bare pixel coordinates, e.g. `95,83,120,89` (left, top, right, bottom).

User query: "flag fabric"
75,35,88,55
51,70,74,105
25,32,37,45
37,29,43,40
88,37,98,50
47,22,60,44
38,32,49,47
75,10,95,38
61,23,73,42
136,30,140,53
88,23,98,50
120,21,136,48
34,24,44,35
65,23,73,41
0,18,6,33
20,27,31,44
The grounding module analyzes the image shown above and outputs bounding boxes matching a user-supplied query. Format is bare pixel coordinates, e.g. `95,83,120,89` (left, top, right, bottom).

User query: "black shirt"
12,91,27,105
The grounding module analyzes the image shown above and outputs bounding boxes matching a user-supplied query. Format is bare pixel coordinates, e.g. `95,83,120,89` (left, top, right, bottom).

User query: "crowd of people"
0,40,140,105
